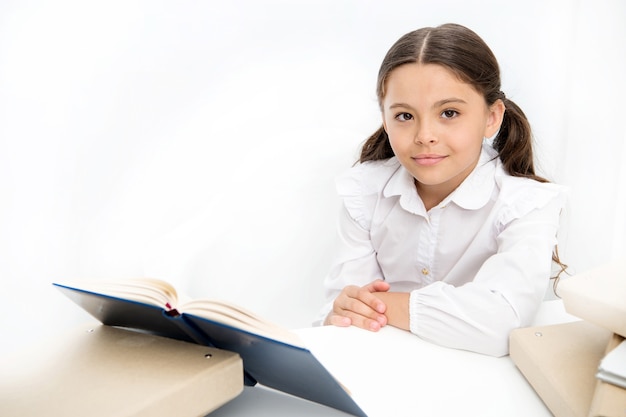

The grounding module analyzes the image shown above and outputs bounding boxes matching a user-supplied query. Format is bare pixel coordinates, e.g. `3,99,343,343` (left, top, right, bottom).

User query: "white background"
1,0,624,355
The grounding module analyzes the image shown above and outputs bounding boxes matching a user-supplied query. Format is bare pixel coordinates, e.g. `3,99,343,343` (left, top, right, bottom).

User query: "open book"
54,278,366,417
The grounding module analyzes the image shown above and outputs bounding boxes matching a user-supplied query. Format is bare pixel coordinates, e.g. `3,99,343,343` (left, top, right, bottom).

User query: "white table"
210,300,578,417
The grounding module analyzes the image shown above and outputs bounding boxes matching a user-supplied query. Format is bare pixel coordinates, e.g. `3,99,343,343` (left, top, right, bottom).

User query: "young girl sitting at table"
318,23,566,357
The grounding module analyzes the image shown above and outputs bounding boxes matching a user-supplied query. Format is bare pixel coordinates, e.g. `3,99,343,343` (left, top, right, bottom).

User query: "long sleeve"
409,189,564,357
314,197,385,326
314,160,399,325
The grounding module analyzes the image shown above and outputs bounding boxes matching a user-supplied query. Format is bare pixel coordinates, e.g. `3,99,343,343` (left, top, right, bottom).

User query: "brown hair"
360,23,567,279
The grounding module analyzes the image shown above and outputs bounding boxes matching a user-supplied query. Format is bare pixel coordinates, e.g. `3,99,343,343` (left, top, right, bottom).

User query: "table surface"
1,299,578,417
210,299,579,417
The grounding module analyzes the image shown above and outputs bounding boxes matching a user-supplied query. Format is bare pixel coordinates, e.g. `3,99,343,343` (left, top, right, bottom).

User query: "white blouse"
318,145,566,357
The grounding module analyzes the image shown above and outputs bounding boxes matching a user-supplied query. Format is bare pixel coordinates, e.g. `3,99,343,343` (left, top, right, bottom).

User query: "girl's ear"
484,99,506,138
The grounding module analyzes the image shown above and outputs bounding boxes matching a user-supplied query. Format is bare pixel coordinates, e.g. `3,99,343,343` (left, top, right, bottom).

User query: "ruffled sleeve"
335,158,402,230
495,175,568,232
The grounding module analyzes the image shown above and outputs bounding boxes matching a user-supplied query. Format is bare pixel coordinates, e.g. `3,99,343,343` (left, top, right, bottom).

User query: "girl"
318,23,566,357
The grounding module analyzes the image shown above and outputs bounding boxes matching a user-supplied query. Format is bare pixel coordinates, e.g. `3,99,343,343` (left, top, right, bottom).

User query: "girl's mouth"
413,155,447,166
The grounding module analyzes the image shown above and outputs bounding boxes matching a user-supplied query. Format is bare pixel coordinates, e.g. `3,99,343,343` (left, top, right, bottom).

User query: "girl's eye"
441,109,458,119
395,112,413,121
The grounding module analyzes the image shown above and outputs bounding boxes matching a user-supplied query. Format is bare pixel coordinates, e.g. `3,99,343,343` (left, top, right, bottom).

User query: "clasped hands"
324,279,410,331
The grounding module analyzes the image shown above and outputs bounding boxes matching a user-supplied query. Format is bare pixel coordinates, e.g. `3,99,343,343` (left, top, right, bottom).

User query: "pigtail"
492,97,547,183
359,125,394,163
494,95,568,281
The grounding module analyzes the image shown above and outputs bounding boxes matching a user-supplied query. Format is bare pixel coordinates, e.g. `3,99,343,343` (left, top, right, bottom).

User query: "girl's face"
381,63,504,207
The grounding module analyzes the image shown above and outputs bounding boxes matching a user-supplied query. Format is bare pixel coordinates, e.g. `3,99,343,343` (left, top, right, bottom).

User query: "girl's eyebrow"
388,102,414,110
434,98,467,107
388,98,467,110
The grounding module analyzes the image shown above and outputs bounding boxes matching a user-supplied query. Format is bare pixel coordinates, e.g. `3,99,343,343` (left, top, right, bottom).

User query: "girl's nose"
414,123,438,144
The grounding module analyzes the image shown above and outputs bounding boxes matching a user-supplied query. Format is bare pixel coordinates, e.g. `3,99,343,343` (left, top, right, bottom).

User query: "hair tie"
498,90,506,100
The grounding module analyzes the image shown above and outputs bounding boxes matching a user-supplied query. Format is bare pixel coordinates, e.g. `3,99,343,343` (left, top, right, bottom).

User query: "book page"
597,339,626,388
58,278,179,310
55,278,305,347
181,299,305,348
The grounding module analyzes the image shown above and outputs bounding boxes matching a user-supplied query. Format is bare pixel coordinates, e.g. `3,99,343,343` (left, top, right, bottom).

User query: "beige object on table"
510,320,611,417
558,260,626,338
0,324,243,417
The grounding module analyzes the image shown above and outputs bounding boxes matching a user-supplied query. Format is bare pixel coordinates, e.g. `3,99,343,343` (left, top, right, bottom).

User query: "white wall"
1,0,624,355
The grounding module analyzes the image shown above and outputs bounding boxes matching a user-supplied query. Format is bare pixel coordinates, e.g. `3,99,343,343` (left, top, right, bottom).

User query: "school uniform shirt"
317,144,566,357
